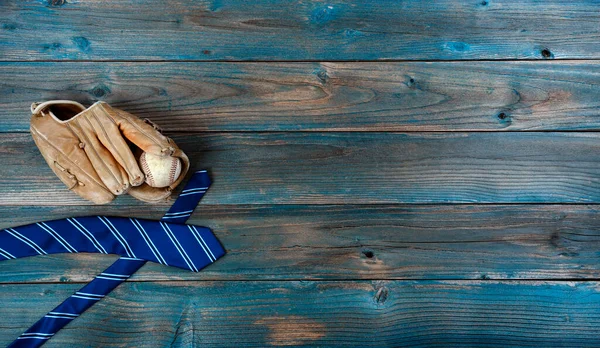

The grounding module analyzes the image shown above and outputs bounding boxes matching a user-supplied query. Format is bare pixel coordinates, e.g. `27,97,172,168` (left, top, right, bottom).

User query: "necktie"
3,171,221,347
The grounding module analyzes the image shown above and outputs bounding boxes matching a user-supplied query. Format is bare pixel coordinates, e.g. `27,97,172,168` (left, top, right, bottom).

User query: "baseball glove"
30,100,189,204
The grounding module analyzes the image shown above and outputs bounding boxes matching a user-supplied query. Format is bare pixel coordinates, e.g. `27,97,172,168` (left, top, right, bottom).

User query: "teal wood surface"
1,280,599,347
1,0,599,346
0,204,600,282
2,0,600,61
2,61,600,132
1,132,599,205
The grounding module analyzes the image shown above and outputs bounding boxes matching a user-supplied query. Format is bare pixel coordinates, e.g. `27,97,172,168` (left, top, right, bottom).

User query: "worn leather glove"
30,100,189,204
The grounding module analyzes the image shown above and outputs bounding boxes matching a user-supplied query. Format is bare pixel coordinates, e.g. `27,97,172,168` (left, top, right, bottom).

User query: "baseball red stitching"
141,153,154,187
169,157,178,185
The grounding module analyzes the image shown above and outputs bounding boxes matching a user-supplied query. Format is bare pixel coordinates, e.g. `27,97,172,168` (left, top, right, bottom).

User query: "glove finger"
86,107,145,187
38,101,132,196
30,114,115,204
79,125,131,196
98,102,175,157
96,102,192,191
64,114,130,196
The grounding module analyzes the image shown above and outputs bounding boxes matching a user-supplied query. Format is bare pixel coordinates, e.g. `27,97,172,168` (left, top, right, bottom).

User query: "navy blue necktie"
3,170,222,347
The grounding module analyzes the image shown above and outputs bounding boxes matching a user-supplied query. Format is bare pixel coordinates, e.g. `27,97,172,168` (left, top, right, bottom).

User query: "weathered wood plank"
2,1,600,60
1,280,599,346
1,132,600,205
0,204,599,282
3,61,600,132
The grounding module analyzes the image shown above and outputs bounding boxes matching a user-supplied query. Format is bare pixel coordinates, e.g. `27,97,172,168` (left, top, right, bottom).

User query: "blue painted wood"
2,61,600,132
1,280,599,346
1,132,600,205
0,204,599,282
1,0,599,60
2,0,600,345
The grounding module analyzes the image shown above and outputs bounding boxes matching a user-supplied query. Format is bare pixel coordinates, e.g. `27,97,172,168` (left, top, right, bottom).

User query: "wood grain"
1,131,600,205
1,204,600,282
3,0,600,345
3,61,600,132
1,280,599,346
2,1,600,61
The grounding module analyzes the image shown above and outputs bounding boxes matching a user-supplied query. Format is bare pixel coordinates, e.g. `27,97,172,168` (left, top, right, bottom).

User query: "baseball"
139,152,182,188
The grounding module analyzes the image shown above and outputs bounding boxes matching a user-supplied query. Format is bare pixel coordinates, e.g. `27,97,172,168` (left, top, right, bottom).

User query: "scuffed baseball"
139,152,182,188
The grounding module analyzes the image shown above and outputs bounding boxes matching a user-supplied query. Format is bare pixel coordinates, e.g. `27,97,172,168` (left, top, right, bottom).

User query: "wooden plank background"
2,62,600,132
1,204,600,282
3,132,600,205
2,281,600,347
2,0,600,61
1,0,600,346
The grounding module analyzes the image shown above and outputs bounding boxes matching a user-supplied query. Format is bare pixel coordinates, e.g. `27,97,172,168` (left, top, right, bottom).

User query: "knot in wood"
374,286,388,304
48,0,66,6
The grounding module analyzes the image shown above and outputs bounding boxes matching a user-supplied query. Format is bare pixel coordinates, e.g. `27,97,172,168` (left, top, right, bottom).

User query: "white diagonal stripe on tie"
164,210,194,216
45,315,76,319
192,225,216,261
130,218,167,265
75,292,104,298
181,187,208,193
100,272,129,278
161,222,197,271
68,218,107,254
37,222,77,253
48,312,78,317
71,295,101,301
0,247,15,259
161,214,191,219
98,216,135,258
179,191,205,197
188,225,214,262
6,228,46,255
96,275,125,281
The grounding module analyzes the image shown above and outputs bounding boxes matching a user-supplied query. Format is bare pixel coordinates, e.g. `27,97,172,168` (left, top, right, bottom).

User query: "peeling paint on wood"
254,316,326,346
